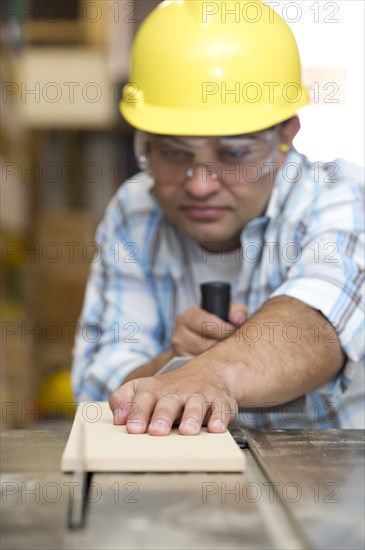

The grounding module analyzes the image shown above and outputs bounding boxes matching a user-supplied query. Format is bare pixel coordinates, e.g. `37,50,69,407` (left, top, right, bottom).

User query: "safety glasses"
134,128,279,186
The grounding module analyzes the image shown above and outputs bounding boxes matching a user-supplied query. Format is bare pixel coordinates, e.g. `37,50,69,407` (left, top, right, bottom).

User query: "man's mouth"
180,206,228,220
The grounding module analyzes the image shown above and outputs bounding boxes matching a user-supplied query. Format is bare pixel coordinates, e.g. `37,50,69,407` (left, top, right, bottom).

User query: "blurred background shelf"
1,0,160,427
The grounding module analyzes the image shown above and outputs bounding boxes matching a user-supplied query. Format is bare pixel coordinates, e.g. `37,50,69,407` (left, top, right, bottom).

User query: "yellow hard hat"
120,0,310,135
37,369,76,419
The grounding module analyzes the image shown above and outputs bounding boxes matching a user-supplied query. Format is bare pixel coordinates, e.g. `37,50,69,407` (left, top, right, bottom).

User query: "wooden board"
61,402,245,473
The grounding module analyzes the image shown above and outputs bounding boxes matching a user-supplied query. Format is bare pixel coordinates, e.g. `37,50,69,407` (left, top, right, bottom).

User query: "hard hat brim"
120,91,310,135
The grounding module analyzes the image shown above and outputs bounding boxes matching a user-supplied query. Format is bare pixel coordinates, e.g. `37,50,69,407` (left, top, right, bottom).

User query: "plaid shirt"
72,149,364,428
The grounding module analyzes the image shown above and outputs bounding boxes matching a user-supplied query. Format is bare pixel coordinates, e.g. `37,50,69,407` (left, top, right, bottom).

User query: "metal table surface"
1,429,71,550
246,429,365,550
1,427,364,550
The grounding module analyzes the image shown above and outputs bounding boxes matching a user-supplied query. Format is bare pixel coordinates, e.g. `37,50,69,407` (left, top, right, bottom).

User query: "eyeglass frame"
134,126,282,186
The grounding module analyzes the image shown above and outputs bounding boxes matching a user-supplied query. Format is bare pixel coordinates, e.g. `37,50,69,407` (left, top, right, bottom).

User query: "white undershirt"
180,237,242,311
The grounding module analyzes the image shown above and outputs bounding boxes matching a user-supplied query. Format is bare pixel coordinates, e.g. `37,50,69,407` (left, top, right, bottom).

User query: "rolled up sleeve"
270,180,364,392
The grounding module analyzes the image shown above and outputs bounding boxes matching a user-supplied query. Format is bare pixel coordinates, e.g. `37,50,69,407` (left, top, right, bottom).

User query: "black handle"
200,282,231,322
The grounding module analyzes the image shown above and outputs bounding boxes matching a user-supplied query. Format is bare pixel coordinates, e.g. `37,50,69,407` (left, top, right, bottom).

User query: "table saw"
1,415,364,550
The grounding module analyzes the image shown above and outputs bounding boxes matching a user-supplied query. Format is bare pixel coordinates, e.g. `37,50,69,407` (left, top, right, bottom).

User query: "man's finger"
179,392,208,435
126,391,157,433
109,382,137,424
148,393,182,436
207,398,238,433
228,303,248,327
181,307,234,337
173,322,227,355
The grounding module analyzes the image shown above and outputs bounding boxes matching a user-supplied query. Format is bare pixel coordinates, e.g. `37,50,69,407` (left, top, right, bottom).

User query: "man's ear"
279,116,301,148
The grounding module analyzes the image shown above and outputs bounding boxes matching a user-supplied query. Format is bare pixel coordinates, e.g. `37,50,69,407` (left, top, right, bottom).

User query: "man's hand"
109,358,238,436
123,302,247,382
171,302,247,356
110,297,345,436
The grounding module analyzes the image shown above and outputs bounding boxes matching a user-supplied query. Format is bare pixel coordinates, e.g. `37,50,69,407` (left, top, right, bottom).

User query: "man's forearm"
192,296,345,407
123,349,174,383
110,296,346,435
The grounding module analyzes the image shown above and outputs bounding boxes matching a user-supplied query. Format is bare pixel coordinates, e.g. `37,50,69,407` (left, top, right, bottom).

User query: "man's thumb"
228,303,248,326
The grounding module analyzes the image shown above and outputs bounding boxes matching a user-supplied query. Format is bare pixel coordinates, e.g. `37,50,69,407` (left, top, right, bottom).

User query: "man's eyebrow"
155,135,260,144
220,135,261,144
157,136,208,147
171,137,199,145
227,134,261,140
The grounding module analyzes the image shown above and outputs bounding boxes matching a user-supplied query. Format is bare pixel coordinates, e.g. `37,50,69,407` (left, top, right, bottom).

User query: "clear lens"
149,139,195,185
134,129,278,185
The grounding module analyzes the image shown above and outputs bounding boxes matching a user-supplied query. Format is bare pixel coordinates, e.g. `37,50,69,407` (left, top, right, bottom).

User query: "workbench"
1,426,364,550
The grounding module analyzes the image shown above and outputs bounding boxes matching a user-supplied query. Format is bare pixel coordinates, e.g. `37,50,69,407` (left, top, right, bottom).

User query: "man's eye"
220,148,251,161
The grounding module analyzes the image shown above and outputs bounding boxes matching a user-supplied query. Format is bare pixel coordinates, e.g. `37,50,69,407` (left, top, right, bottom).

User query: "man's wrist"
182,344,247,405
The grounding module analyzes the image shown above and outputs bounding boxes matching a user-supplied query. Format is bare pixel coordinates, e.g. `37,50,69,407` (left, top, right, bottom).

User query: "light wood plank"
61,402,245,473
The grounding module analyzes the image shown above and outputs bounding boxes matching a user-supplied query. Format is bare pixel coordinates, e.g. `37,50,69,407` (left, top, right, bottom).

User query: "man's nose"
183,163,222,198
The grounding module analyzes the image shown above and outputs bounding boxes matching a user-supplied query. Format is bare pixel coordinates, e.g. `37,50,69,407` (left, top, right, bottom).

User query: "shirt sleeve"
270,174,364,394
71,193,165,401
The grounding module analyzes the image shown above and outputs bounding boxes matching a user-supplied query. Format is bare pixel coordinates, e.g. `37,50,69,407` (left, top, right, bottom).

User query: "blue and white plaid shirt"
72,149,364,428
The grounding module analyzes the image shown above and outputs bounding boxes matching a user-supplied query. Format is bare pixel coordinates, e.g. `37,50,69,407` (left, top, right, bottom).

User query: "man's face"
136,121,299,250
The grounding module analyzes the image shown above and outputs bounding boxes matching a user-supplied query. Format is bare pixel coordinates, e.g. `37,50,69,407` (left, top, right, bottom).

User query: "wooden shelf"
23,21,85,45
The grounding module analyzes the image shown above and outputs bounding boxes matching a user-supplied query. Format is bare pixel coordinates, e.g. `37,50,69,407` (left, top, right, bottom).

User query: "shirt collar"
265,148,304,219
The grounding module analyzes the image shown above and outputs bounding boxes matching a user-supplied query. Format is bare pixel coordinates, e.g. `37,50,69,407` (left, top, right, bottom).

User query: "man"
72,0,364,433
